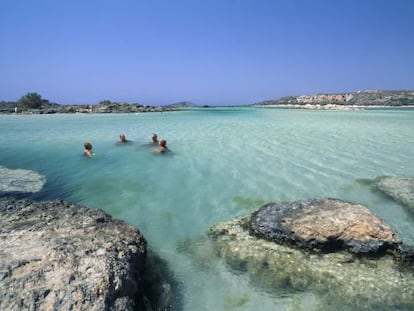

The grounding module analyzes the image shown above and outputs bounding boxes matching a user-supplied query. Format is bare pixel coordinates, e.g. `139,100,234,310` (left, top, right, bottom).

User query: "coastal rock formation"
255,90,414,108
0,198,151,310
250,198,400,253
372,176,414,210
0,100,177,114
0,166,46,193
208,198,414,309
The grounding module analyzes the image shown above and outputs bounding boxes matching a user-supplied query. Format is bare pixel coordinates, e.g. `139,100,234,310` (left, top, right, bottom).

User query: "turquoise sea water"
1,107,414,310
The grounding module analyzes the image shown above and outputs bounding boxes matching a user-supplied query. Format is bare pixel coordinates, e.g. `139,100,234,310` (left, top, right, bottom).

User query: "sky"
1,0,414,106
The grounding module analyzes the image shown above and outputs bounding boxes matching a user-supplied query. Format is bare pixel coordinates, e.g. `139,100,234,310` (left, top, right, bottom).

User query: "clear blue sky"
1,0,414,106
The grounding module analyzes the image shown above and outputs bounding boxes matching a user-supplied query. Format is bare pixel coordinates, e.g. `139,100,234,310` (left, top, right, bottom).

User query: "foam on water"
1,107,414,310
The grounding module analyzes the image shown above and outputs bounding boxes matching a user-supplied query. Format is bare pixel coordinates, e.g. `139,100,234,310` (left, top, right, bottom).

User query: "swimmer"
84,142,94,157
151,133,158,144
119,133,128,143
153,138,168,154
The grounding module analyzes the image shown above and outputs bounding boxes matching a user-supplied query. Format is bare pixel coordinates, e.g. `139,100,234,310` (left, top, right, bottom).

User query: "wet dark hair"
84,142,93,150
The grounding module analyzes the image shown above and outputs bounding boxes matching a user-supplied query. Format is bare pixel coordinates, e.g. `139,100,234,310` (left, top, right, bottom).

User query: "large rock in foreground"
372,176,414,210
0,198,148,310
208,198,414,309
250,198,401,253
0,166,46,193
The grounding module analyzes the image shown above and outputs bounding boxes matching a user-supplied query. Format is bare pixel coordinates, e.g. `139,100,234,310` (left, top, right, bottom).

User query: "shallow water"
1,107,414,310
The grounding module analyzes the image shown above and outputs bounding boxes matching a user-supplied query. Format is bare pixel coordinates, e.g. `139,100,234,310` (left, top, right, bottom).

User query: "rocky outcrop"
0,101,178,114
255,90,414,107
0,198,155,310
208,198,414,309
372,176,414,210
0,166,46,194
250,198,401,253
92,102,174,114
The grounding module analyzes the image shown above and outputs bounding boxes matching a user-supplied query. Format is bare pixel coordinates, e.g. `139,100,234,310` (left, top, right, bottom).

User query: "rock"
0,198,149,310
0,166,46,193
398,244,414,264
209,214,414,309
250,198,401,253
373,176,414,209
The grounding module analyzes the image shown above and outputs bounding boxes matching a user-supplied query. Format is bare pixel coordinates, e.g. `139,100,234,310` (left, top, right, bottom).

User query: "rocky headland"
0,198,176,310
208,198,414,309
254,90,414,110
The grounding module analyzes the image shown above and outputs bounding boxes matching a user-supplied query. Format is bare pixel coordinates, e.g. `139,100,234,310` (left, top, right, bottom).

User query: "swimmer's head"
159,139,167,147
84,142,93,150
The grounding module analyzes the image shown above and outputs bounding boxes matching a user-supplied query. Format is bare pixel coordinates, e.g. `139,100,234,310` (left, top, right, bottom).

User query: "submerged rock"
0,166,46,193
372,176,414,209
0,198,153,310
208,198,414,309
250,198,401,253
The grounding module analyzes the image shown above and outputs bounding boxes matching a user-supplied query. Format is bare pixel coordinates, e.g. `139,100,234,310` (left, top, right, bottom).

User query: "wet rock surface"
0,198,171,311
250,198,401,253
0,166,46,193
208,198,414,309
373,176,414,209
209,215,414,310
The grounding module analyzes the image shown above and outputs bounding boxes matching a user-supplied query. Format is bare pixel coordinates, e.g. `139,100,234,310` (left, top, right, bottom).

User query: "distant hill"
254,90,414,107
165,101,195,108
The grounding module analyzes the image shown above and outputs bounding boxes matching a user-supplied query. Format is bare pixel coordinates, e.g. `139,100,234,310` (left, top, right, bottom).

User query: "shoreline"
254,104,414,111
1,104,414,114
0,107,179,115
